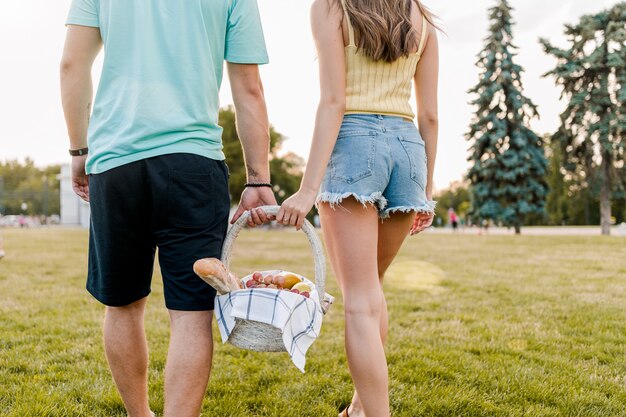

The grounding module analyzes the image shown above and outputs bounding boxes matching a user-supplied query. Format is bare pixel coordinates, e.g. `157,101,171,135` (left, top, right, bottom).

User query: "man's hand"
231,187,277,227
71,155,90,202
410,212,434,235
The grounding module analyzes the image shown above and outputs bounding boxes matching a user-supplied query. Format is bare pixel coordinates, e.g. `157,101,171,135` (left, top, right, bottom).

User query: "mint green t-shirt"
66,0,269,174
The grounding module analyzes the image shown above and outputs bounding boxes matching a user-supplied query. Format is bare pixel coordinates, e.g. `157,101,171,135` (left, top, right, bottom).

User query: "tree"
0,159,60,216
434,182,470,226
544,134,626,226
541,3,626,235
466,0,547,234
544,137,593,226
545,135,568,225
219,107,304,205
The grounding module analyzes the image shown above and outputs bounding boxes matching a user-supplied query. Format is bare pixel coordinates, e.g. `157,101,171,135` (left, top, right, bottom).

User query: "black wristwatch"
69,147,89,156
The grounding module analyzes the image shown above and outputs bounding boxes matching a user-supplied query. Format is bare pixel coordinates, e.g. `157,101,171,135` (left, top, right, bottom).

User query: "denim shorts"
317,114,436,218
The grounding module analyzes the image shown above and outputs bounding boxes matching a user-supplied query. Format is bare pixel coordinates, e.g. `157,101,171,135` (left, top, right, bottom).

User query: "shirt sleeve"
225,0,269,64
66,0,100,28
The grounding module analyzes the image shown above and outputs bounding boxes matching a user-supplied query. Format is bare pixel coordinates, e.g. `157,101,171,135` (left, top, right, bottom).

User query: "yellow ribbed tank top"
341,1,428,120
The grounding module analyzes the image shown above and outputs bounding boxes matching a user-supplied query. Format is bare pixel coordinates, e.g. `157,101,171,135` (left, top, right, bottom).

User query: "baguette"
193,258,242,295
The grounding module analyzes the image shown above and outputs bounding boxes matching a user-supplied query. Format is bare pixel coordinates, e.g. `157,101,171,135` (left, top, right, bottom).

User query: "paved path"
427,224,626,236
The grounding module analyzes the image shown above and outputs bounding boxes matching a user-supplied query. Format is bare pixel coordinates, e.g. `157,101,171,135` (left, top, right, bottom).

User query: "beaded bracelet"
244,183,273,188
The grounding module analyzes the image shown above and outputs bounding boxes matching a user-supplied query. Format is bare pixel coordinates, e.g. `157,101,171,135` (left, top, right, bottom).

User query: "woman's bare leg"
320,198,391,417
349,211,416,416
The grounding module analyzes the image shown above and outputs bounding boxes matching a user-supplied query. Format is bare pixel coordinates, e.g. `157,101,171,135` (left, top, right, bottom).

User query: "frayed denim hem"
316,191,388,212
380,200,437,219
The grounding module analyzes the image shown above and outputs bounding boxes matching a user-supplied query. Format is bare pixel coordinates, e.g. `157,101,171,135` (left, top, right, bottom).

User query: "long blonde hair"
341,0,437,63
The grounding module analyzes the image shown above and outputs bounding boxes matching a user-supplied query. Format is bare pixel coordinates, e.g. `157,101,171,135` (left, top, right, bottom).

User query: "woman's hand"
276,188,317,230
410,212,434,235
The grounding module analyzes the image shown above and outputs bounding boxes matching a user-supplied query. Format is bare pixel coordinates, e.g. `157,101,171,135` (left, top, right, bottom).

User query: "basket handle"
221,205,326,306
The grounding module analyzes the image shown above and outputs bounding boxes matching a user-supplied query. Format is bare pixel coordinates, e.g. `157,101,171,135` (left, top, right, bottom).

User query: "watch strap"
69,147,89,156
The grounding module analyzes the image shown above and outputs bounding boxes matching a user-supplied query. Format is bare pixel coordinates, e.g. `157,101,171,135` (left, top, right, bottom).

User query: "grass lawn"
1,228,625,416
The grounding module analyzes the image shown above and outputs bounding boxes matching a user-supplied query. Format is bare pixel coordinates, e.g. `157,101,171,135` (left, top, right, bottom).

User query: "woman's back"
340,0,430,119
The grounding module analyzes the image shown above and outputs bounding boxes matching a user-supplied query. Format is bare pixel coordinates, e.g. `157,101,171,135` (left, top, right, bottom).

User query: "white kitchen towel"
214,274,324,373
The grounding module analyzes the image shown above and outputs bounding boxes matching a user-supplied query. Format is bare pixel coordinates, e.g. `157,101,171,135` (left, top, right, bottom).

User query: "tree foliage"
466,0,548,234
219,107,304,205
0,159,60,215
545,136,569,225
544,135,626,226
434,182,471,226
541,2,626,234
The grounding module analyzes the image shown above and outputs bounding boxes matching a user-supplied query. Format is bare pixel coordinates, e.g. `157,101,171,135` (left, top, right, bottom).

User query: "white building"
59,164,90,228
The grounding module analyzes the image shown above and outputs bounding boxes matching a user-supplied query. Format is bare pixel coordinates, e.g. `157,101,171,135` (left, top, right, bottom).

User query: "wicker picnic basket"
219,205,331,352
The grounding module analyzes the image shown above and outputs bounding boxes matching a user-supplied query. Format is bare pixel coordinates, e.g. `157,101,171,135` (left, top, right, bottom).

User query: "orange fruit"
280,273,302,289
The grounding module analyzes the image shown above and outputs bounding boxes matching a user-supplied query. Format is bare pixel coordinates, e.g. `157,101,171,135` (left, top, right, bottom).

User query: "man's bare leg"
103,297,153,417
163,310,213,417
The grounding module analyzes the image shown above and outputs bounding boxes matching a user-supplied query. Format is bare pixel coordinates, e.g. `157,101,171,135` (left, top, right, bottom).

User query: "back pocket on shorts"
330,135,376,184
167,170,215,228
399,136,427,190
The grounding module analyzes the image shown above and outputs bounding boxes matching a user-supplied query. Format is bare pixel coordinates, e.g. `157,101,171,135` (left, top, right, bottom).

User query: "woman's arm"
276,0,346,229
414,25,439,201
411,24,439,234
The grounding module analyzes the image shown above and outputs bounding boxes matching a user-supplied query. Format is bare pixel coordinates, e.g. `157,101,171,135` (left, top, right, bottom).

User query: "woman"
277,0,439,415
0,231,5,260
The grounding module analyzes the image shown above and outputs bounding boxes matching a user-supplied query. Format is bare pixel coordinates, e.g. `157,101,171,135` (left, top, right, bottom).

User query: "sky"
0,0,620,191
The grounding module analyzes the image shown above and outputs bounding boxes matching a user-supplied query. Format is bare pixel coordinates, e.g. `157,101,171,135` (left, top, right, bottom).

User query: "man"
60,1,275,416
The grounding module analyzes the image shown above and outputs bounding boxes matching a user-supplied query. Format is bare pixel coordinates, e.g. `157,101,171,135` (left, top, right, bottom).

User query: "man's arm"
60,25,102,202
227,63,277,225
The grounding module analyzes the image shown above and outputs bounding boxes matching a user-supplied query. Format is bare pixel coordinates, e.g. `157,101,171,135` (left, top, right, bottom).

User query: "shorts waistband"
341,114,417,133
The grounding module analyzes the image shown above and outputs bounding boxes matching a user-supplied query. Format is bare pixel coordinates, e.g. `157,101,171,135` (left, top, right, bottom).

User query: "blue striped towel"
215,275,324,372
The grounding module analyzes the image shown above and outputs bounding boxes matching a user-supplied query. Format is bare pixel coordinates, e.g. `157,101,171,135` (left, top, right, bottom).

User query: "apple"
291,282,312,293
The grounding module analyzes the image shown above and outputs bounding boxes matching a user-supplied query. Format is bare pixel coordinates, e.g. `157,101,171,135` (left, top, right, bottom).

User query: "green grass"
1,228,625,416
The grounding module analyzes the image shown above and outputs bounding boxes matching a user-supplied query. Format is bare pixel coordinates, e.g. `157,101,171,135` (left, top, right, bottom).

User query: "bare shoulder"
407,2,426,50
311,0,341,24
311,0,342,37
310,0,328,18
424,24,438,48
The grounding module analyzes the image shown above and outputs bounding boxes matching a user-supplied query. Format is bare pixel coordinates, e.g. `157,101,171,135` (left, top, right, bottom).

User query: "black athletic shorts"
87,153,230,311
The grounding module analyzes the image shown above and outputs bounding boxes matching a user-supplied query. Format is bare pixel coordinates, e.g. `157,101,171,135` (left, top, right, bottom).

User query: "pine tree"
541,3,626,235
545,135,568,225
466,0,547,234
